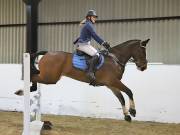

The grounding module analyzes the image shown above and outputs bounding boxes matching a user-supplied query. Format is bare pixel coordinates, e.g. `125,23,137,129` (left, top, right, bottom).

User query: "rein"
108,53,143,68
108,53,125,67
107,41,147,68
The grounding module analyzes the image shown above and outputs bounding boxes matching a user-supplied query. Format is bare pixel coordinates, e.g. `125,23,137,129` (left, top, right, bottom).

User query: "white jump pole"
22,53,44,135
22,53,31,135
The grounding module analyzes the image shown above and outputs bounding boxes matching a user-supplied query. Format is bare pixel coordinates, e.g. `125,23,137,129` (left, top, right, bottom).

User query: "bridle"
108,41,148,68
134,41,148,67
129,42,148,68
130,58,148,68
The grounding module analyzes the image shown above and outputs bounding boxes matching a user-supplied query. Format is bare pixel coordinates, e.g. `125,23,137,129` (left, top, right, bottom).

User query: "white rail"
22,53,44,135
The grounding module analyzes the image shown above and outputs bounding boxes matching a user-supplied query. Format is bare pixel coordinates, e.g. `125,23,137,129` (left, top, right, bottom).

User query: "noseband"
133,42,148,67
131,59,148,68
108,40,148,68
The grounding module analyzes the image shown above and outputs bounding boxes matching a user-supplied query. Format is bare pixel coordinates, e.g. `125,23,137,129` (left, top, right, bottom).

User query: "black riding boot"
30,57,40,74
87,55,99,84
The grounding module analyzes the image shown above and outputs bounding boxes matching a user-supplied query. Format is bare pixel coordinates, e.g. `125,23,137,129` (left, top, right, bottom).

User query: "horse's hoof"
14,89,24,96
129,108,136,117
31,68,40,74
43,121,53,130
30,85,37,92
44,121,53,126
124,115,131,122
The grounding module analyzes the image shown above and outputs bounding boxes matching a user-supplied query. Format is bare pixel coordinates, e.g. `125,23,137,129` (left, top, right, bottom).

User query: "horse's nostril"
141,66,147,71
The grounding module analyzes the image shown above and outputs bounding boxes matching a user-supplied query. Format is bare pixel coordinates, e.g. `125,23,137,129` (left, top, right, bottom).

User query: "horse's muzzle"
137,63,147,71
133,59,148,71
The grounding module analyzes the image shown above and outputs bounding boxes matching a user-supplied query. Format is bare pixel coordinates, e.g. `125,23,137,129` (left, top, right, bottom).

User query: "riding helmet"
86,10,98,18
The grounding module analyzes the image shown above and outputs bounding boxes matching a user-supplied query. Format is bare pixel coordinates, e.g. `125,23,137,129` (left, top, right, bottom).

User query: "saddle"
72,50,105,71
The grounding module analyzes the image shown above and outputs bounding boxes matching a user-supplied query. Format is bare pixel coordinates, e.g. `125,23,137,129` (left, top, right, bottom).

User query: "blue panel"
72,53,104,71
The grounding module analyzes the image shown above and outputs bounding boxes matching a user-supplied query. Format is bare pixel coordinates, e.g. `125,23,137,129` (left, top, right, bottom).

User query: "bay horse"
17,39,150,122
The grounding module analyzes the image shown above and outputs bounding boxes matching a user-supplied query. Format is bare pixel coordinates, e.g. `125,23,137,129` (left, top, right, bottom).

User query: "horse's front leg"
111,81,136,117
120,82,136,117
108,87,131,122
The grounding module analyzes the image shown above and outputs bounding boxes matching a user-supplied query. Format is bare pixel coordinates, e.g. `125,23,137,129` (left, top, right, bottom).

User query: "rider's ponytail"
79,19,86,26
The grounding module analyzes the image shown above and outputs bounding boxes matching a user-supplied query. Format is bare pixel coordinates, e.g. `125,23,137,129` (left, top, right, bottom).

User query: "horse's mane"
113,39,141,49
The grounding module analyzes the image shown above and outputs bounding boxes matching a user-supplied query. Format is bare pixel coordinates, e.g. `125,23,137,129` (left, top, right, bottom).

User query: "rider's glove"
102,42,111,50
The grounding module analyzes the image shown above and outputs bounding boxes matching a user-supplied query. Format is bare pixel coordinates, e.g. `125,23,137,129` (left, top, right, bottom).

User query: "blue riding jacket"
76,20,104,45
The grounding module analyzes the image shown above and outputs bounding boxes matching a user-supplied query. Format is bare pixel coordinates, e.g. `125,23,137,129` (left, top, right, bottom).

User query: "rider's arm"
86,23,105,45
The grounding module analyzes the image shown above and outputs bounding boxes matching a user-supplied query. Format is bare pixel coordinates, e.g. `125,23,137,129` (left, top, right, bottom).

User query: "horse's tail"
30,51,48,74
32,51,48,58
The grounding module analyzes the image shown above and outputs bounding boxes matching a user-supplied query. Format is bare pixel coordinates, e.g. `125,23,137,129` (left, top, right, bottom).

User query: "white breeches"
77,42,99,56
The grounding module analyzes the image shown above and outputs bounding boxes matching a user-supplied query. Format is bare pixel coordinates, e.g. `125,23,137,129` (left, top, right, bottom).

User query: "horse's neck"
110,45,133,65
110,40,140,66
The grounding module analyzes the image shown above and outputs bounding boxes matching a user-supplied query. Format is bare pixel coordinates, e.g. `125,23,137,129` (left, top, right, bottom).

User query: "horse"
16,39,150,122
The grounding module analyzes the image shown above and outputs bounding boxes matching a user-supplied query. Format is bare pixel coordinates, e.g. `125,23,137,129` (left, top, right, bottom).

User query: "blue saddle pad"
72,53,104,71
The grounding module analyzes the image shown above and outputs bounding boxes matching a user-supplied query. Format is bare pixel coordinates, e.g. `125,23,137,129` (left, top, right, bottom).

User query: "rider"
74,10,111,83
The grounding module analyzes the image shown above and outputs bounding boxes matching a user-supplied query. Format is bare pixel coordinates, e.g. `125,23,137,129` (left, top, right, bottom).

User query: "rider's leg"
77,43,99,56
86,55,99,81
77,44,99,82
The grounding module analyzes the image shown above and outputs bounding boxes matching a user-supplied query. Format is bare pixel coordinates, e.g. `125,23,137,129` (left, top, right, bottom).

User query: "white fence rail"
0,63,180,123
22,53,43,135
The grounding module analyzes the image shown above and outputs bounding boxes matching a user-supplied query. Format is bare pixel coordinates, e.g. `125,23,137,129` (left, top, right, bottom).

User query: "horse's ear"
141,39,150,46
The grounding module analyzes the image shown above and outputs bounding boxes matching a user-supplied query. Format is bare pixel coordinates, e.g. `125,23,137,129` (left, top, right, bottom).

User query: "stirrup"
89,79,97,86
87,72,96,86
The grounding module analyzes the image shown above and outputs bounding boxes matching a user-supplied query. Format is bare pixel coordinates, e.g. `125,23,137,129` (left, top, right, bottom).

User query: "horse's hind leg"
30,82,37,92
108,87,131,122
111,81,136,117
31,73,62,92
30,74,45,92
